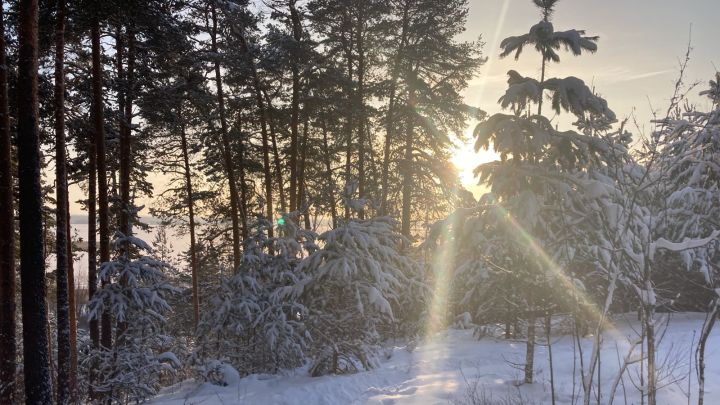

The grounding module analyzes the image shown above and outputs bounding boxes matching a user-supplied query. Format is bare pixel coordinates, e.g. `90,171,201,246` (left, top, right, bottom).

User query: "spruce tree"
428,0,624,389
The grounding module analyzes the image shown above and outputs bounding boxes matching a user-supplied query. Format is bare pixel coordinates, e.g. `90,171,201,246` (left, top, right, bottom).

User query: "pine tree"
142,21,210,329
93,10,115,351
392,0,483,240
54,0,73,402
209,2,244,268
0,1,16,402
17,0,53,401
219,1,281,238
86,25,100,354
380,0,411,217
288,0,302,213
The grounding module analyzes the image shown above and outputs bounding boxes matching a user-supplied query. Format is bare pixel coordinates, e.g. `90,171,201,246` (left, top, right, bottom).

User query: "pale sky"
453,0,719,196
68,0,720,214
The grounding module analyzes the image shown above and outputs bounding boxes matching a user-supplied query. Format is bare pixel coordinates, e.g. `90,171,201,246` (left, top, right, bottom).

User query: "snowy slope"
152,313,719,404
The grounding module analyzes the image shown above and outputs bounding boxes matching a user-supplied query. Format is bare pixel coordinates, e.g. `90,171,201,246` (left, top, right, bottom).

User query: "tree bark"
232,112,249,240
537,57,546,115
17,0,53,401
65,189,77,400
210,5,243,270
401,77,416,239
262,90,286,215
87,76,99,353
320,120,337,229
86,35,99,403
180,115,201,328
380,0,410,216
696,299,718,405
342,12,354,220
644,302,657,405
297,111,310,229
546,314,556,405
92,17,112,350
236,29,274,238
116,25,126,232
54,0,72,402
524,317,535,384
355,7,366,219
0,1,16,402
116,27,135,339
288,0,302,213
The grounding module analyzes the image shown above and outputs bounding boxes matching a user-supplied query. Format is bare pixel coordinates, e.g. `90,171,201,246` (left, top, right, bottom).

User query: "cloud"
612,68,675,83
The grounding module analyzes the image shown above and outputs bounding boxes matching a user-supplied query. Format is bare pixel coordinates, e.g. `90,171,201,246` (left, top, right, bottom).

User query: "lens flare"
492,203,628,354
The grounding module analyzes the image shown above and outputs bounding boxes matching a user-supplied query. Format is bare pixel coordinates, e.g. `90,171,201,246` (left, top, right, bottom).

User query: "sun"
451,128,499,198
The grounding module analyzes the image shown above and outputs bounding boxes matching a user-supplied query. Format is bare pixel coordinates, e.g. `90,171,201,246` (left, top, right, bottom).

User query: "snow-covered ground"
152,313,719,404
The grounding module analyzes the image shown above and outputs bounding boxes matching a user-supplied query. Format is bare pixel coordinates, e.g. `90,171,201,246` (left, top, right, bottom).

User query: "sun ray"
451,1,509,197
495,205,624,341
473,0,512,104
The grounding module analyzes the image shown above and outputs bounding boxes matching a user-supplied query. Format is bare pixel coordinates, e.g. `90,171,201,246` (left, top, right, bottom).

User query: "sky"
453,0,720,196
67,0,720,215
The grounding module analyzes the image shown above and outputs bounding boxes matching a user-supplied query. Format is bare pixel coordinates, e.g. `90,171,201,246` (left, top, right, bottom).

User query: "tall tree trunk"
401,80,416,239
696,299,718,405
289,0,302,213
537,14,549,116
116,25,126,229
0,1,16,402
17,0,53,401
262,90,286,214
342,15,354,220
65,190,77,400
116,27,135,339
210,5,243,269
297,111,310,229
537,56,546,115
45,300,55,402
237,31,274,237
180,114,200,328
524,316,536,384
54,0,72,402
355,10,366,219
645,302,657,405
380,0,410,216
320,120,337,229
232,113,249,239
87,47,99,398
87,97,99,352
92,17,112,350
546,314,556,405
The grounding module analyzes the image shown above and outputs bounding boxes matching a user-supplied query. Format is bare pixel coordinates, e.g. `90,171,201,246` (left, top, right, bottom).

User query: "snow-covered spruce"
193,216,316,381
426,0,666,396
86,222,180,403
194,212,425,380
295,215,427,376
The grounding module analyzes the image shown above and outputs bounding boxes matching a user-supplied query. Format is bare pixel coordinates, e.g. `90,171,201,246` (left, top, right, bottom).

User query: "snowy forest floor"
152,313,719,404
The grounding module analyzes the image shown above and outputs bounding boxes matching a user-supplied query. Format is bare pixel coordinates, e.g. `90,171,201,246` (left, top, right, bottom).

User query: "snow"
152,313,720,405
649,230,720,261
158,352,181,368
367,286,394,319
